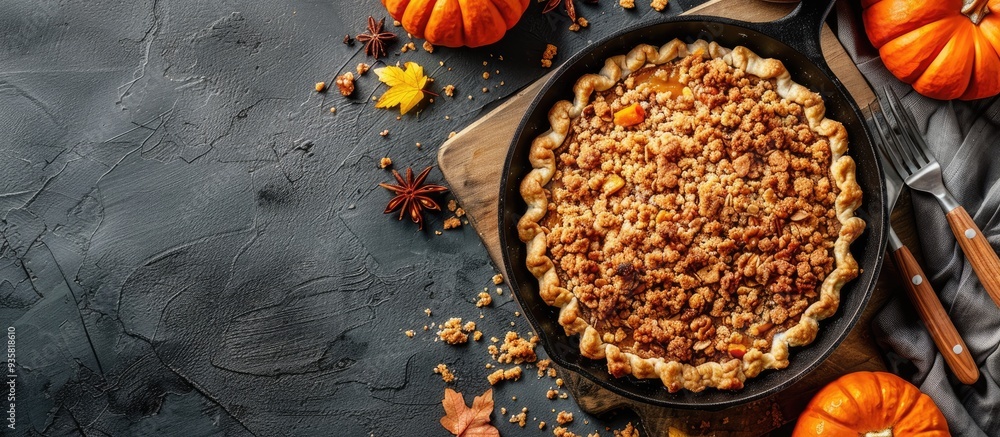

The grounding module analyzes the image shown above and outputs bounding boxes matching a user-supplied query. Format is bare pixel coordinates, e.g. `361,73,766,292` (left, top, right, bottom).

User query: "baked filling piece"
518,40,865,392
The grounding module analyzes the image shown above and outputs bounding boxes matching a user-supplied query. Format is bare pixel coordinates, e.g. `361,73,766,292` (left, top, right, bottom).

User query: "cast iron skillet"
498,0,888,410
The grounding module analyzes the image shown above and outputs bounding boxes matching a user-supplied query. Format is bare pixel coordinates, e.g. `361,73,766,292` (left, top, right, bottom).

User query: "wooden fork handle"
892,245,980,384
947,206,1000,310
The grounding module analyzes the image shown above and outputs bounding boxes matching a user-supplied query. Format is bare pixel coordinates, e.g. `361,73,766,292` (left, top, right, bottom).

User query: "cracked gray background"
1,0,703,435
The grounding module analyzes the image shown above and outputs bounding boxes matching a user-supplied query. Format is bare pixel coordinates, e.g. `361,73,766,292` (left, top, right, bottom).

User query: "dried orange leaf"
374,61,430,114
440,388,499,437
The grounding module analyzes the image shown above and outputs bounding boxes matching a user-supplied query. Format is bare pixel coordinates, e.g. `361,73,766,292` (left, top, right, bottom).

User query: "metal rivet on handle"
965,228,976,239
953,344,963,354
911,275,923,286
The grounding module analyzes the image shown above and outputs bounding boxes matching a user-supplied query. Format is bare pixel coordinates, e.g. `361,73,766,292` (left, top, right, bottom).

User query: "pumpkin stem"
962,0,991,25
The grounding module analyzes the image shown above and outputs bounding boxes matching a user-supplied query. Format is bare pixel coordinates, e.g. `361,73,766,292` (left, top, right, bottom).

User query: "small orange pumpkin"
862,0,1000,100
792,371,950,436
381,0,531,48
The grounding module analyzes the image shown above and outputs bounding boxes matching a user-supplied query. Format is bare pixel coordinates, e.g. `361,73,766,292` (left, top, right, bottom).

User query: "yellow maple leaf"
374,62,430,115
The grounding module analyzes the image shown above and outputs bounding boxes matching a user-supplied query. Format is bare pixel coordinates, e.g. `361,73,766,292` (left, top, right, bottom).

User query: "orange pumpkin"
381,0,531,48
862,0,1000,100
792,371,950,436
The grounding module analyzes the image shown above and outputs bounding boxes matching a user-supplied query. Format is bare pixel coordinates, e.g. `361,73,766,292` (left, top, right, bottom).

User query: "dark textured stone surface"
1,0,704,435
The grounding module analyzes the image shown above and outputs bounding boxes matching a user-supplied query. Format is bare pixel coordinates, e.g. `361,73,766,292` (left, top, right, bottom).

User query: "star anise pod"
542,0,597,22
356,16,396,59
379,166,448,230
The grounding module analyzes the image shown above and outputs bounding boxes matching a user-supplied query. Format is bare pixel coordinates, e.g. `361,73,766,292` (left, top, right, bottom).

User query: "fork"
870,111,979,384
878,85,1000,311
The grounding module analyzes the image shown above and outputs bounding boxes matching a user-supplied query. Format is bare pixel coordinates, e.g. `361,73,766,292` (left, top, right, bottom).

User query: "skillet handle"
748,0,835,69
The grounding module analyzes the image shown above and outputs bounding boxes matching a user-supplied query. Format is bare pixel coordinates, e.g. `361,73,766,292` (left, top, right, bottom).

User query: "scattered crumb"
404,330,415,338
379,157,392,169
569,23,581,32
487,366,523,385
651,0,668,11
559,392,568,399
444,84,456,97
422,41,435,53
578,17,589,27
380,129,389,137
492,274,504,285
556,378,564,387
448,131,457,139
434,363,455,382
546,389,559,400
447,200,458,212
496,287,503,295
329,107,337,113
425,308,432,317
541,44,558,68
315,81,327,92
468,95,473,100
443,217,462,230
455,207,466,217
483,72,490,80
473,331,483,341
415,142,422,149
493,332,539,364
510,410,528,427
483,61,488,66
557,411,574,425
620,0,635,8
537,359,552,377
401,41,417,53
356,62,370,76
614,423,639,437
540,422,547,430
490,336,500,343
514,311,521,317
393,19,401,26
548,368,557,378
485,363,494,369
423,325,429,331
438,318,469,344
500,407,508,415
482,87,489,93
588,433,600,437
335,72,355,96
463,321,476,332
476,292,493,307
554,427,579,437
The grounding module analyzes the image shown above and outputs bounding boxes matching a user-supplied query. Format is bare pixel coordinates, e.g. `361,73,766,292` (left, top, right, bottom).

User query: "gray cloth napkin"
835,1,1000,435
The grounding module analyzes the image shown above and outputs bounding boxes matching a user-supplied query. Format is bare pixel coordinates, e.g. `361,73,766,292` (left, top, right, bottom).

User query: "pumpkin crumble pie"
517,39,864,392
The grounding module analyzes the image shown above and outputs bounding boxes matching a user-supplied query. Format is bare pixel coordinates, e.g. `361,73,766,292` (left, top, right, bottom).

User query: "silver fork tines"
875,85,1000,312
876,86,959,211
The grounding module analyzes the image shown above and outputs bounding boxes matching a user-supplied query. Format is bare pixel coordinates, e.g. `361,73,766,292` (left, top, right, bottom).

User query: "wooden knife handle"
946,206,1000,310
892,245,979,384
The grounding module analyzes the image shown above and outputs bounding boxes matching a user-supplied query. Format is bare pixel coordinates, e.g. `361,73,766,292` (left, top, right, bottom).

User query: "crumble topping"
545,55,840,366
520,38,864,392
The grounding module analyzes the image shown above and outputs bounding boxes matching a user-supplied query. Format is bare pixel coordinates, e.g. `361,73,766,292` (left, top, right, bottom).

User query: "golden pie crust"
517,39,865,392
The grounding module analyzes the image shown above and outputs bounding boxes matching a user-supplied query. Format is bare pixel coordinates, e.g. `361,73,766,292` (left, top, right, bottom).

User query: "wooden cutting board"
438,1,891,435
